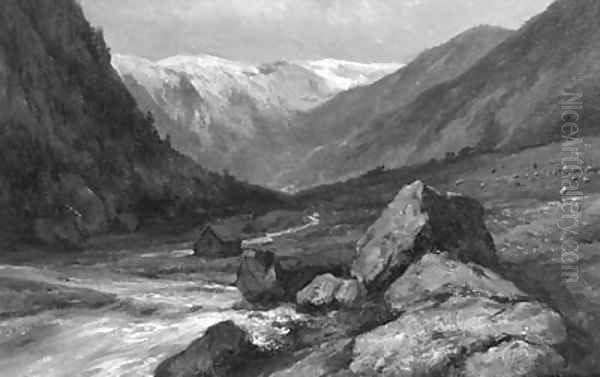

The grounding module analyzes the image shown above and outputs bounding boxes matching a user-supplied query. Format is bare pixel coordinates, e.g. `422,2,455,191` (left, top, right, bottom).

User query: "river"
0,215,320,377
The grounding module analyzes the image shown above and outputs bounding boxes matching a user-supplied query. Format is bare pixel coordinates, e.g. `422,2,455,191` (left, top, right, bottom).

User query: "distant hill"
113,54,401,183
281,0,600,188
278,25,514,188
0,0,283,247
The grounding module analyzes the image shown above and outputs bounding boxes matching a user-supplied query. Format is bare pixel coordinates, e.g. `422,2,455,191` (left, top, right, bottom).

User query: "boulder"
154,321,258,377
237,249,351,304
236,249,284,304
384,253,525,313
296,274,364,309
350,295,566,377
352,180,497,290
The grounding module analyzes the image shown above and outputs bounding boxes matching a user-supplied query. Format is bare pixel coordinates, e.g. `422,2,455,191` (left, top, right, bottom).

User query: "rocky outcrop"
154,321,258,377
237,249,352,304
160,181,572,377
296,274,364,309
350,295,566,377
384,253,525,313
352,181,497,290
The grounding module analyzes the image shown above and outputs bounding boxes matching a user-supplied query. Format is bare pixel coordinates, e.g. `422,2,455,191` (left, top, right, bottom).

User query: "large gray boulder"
352,180,497,290
154,321,258,377
384,253,526,313
350,295,566,377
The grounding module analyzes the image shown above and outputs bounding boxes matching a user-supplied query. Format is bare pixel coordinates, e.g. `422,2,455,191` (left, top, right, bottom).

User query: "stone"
236,249,284,304
268,339,354,377
463,340,565,377
334,279,365,307
296,274,364,309
351,181,497,290
154,321,258,377
385,253,526,313
237,248,352,304
297,273,343,307
350,296,566,377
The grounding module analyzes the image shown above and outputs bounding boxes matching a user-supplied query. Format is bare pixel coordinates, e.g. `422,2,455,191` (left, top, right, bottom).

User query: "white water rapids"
0,215,320,377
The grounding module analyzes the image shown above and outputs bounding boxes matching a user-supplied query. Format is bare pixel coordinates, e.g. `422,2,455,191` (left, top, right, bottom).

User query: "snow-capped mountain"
296,59,404,91
112,54,401,184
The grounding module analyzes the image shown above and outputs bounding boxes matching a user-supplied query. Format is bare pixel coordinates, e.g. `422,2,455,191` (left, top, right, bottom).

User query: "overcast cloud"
80,0,554,62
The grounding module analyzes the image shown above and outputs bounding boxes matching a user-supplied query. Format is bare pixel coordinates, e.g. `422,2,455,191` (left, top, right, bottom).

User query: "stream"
0,215,320,377
0,264,303,377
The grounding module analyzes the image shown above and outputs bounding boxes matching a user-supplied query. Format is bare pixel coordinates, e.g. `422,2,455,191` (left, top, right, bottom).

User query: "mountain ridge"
277,24,515,188
113,53,402,184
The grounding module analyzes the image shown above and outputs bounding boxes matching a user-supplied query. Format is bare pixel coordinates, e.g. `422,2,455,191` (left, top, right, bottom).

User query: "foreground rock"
352,180,497,290
296,274,365,309
237,249,352,304
268,339,355,377
351,295,566,377
384,253,526,313
349,253,567,377
154,321,259,377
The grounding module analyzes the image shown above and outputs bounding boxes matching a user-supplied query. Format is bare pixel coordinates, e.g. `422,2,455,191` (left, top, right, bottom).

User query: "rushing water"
0,265,304,377
0,216,321,377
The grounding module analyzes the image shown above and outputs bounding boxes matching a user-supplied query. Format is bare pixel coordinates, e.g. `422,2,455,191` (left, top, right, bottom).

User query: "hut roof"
202,223,242,242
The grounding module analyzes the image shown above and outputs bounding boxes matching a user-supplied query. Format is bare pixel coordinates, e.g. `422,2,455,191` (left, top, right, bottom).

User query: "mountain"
79,0,552,62
278,25,514,188
113,54,401,184
282,0,600,188
0,0,282,247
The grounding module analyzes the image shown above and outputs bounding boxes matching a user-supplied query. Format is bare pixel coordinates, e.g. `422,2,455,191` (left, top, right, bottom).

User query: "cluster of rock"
156,180,570,377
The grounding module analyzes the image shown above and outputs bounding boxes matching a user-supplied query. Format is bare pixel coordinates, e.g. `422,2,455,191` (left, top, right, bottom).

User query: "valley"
2,0,600,376
114,54,401,184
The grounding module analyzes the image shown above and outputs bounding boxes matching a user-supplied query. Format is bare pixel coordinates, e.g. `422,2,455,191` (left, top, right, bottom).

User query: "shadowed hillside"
0,0,285,248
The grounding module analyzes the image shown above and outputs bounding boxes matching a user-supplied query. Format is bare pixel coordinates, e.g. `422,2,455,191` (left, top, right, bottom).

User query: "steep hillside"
282,0,600,187
278,25,513,188
0,0,282,247
113,54,400,183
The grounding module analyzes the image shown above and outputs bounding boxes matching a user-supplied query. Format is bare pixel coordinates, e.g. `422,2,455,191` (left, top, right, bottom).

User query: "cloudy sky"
80,0,554,63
